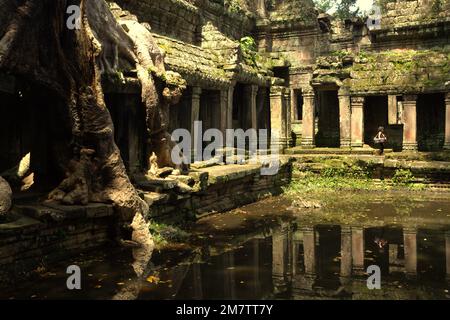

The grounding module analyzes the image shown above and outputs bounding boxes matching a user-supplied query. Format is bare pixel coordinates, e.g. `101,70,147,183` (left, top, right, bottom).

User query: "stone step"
285,147,393,155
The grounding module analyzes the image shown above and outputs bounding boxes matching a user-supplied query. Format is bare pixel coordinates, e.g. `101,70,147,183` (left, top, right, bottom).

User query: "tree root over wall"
0,0,185,277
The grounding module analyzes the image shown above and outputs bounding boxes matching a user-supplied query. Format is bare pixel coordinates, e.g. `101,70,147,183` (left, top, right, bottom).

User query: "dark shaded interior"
316,90,340,147
0,80,71,194
417,93,446,151
105,93,147,174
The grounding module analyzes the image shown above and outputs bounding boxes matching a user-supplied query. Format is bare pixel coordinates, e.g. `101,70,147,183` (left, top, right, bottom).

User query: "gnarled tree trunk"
0,0,154,256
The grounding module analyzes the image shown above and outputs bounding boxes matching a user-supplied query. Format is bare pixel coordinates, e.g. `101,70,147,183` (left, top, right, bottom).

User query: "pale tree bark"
0,0,159,257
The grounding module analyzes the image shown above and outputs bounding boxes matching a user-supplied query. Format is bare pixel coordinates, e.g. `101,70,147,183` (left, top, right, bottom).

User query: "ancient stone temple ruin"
0,0,449,283
101,0,450,164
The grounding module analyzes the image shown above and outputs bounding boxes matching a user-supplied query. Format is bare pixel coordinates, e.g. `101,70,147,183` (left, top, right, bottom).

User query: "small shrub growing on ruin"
392,169,414,185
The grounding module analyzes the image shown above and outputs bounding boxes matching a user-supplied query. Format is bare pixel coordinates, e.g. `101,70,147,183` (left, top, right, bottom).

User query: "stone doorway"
417,93,446,151
105,93,147,174
364,96,388,149
316,89,340,148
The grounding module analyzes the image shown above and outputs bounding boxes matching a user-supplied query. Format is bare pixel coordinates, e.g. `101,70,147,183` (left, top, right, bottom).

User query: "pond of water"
2,191,450,300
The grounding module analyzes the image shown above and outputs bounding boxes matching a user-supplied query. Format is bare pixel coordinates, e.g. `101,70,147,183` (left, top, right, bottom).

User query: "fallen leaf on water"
146,275,160,284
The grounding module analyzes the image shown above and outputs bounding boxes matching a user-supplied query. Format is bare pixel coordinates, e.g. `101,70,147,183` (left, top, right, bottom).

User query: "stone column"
220,89,228,135
302,227,316,275
402,95,418,151
245,85,259,150
350,96,365,148
301,90,316,148
338,88,351,148
444,93,450,150
226,84,235,130
191,87,202,159
284,89,292,147
388,95,398,125
340,226,352,277
403,228,418,276
351,226,364,274
291,89,298,123
191,87,202,130
270,86,288,152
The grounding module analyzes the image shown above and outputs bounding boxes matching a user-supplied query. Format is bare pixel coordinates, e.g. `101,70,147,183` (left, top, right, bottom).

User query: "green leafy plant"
392,169,414,185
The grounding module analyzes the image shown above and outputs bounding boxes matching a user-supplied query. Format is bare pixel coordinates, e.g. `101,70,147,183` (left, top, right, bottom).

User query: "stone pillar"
403,228,418,276
388,95,398,125
340,226,352,277
291,89,298,123
338,89,351,148
226,84,235,130
191,87,202,158
444,93,450,150
270,86,288,152
402,95,418,151
301,90,316,148
302,227,316,275
284,89,292,147
220,89,228,135
244,84,258,130
350,96,365,148
351,226,364,273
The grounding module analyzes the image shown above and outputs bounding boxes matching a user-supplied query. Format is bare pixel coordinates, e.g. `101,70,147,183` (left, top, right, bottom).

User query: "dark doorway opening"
316,90,340,147
296,91,303,121
364,96,403,151
364,96,388,148
0,80,71,194
232,83,247,130
417,93,446,151
105,93,147,174
169,86,192,134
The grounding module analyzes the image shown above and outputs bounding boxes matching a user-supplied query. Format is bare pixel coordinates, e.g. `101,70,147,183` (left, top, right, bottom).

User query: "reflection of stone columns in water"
253,239,261,296
351,226,364,274
446,231,450,281
340,226,352,277
292,230,303,277
223,251,236,299
403,228,418,277
302,227,316,275
389,244,404,273
272,228,288,294
192,263,203,300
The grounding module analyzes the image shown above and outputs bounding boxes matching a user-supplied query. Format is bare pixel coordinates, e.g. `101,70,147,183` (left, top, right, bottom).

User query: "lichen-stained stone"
0,177,12,216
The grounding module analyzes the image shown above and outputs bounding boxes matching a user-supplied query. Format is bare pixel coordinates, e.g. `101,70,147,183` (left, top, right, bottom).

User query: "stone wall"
0,204,115,287
381,0,450,28
142,161,293,223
